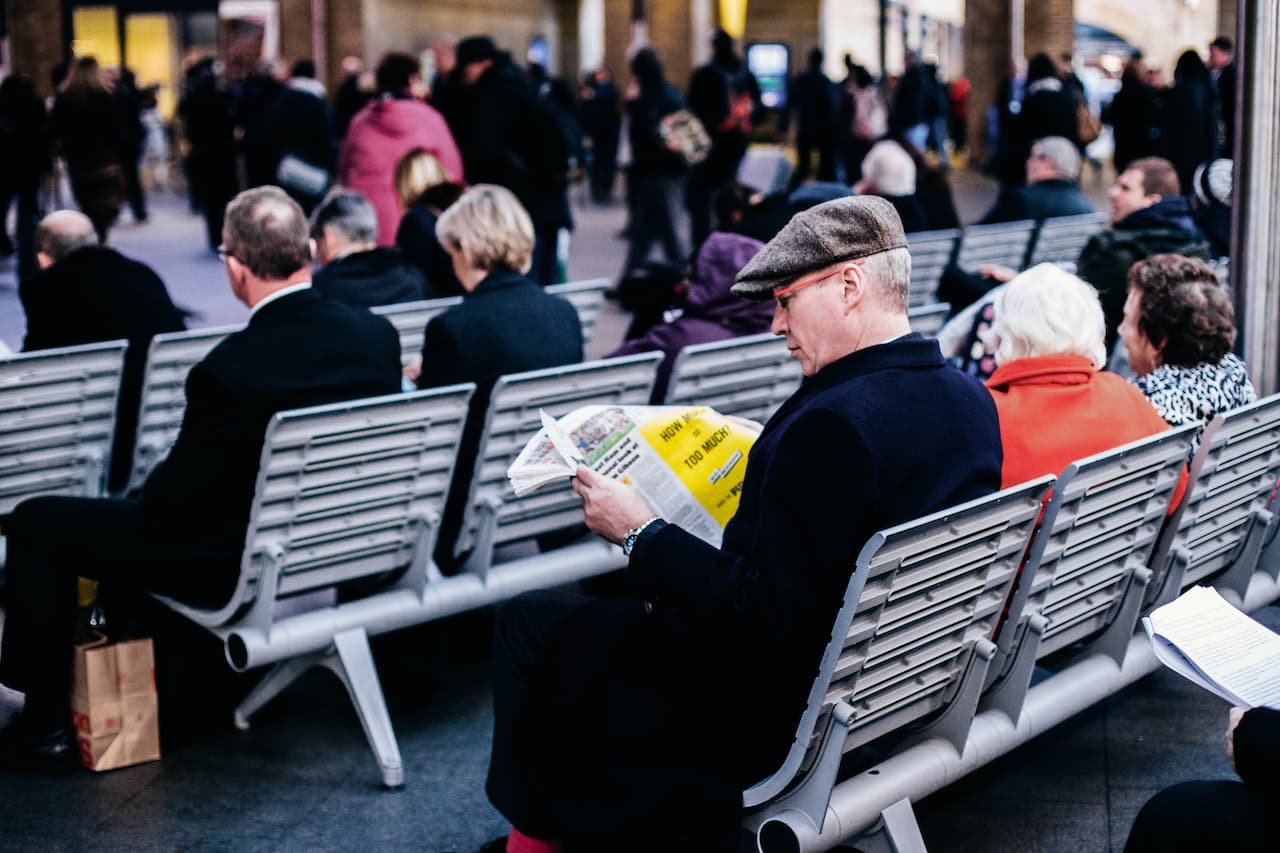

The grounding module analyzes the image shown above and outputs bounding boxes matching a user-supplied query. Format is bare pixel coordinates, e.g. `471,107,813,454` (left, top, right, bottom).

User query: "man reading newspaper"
482,196,1004,853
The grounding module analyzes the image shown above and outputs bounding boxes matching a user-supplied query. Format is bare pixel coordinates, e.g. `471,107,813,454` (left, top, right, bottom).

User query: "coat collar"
770,334,941,425
467,267,531,298
986,353,1096,390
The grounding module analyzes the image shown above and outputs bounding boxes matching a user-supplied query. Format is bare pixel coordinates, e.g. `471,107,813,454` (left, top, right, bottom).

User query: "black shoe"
0,714,80,775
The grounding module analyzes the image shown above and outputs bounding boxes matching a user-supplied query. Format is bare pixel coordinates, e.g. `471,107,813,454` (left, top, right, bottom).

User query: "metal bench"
955,220,1037,272
906,228,961,306
128,325,238,491
744,477,1051,851
663,333,802,424
452,352,664,577
1147,395,1280,608
373,279,610,365
0,341,128,514
907,302,951,338
983,425,1198,722
1025,212,1107,268
152,385,475,789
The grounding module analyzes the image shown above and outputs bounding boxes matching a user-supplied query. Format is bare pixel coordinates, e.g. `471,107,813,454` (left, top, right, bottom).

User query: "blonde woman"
394,147,465,297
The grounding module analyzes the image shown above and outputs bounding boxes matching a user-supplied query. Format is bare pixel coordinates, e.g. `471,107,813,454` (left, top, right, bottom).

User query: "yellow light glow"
719,0,747,40
125,14,178,120
72,6,122,67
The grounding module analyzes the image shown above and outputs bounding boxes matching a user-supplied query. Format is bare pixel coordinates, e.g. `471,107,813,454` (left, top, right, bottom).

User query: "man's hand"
572,466,658,545
1227,706,1246,770
978,264,1018,283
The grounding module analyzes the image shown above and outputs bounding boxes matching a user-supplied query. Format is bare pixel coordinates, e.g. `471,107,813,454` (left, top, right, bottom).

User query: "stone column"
1023,0,1073,62
602,0,633,84
963,0,1013,164
325,0,364,89
278,0,314,69
1218,0,1238,39
7,0,65,98
650,0,695,88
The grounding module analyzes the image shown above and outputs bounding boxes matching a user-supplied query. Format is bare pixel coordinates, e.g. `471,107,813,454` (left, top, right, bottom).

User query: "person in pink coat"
339,53,464,245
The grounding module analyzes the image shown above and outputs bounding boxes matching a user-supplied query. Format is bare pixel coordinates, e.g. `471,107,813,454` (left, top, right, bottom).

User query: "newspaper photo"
508,405,763,546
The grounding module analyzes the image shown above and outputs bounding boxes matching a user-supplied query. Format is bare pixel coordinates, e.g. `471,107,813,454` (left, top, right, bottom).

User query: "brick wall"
963,0,1012,164
8,0,65,98
1024,0,1074,63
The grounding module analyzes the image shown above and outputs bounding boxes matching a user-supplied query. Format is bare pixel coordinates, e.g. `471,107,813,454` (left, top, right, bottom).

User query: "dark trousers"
590,143,618,203
0,182,42,284
622,174,684,275
0,496,234,729
685,169,722,250
1124,780,1270,853
790,135,837,188
529,227,562,286
122,154,147,221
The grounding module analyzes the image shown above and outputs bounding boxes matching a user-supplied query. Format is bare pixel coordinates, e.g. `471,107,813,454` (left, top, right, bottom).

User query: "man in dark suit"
21,210,188,491
978,135,1094,224
481,197,1003,852
0,187,402,773
311,188,426,308
1208,36,1236,156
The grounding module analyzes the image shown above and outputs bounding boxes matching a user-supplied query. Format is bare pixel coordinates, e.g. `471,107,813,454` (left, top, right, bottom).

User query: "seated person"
393,147,466,298
0,187,403,773
1125,706,1277,853
608,231,768,401
1188,158,1232,259
893,132,961,230
412,185,583,569
311,189,427,308
20,210,187,492
713,183,793,245
854,138,928,232
984,263,1177,489
481,196,1003,852
1119,254,1255,426
978,135,1094,224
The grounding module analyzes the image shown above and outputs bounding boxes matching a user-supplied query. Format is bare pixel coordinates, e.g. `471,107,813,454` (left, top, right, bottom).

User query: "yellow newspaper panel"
637,407,753,527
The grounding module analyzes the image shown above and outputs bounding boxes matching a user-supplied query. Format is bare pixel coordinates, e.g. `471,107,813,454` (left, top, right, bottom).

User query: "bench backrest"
956,220,1037,271
1148,395,1280,600
907,302,951,338
906,228,961,305
546,278,609,347
1006,425,1197,660
453,353,663,557
0,341,127,514
663,333,802,424
129,325,238,490
1025,212,1107,268
744,478,1049,806
372,279,609,365
195,385,476,629
372,298,461,365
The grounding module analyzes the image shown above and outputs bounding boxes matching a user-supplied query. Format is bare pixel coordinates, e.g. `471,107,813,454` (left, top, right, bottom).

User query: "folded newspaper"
508,405,762,547
1142,585,1280,709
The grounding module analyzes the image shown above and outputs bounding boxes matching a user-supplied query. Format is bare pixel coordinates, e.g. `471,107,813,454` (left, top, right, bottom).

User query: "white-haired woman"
985,263,1174,489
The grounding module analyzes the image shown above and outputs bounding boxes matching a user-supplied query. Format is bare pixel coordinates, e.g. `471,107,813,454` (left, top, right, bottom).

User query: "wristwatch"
622,517,660,557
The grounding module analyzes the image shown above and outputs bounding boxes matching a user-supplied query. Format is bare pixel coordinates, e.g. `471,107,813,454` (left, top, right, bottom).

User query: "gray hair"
309,189,379,245
861,140,916,196
1030,136,1081,181
993,263,1106,367
35,210,98,262
224,186,311,281
861,246,912,312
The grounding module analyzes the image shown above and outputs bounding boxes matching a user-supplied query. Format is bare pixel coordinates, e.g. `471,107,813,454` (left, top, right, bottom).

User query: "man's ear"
839,261,866,315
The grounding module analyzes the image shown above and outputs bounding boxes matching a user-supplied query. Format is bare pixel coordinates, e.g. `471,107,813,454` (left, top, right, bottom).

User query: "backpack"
658,109,712,166
852,84,888,141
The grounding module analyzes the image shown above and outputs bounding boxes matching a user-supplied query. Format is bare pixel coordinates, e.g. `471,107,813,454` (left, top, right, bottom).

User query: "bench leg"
980,613,1046,725
233,654,316,731
324,627,405,789
853,798,929,853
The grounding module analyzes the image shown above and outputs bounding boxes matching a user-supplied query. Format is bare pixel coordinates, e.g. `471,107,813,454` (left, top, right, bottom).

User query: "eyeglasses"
772,265,848,309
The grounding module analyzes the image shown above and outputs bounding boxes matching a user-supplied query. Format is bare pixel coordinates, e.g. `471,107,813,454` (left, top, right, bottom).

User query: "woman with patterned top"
1118,254,1256,426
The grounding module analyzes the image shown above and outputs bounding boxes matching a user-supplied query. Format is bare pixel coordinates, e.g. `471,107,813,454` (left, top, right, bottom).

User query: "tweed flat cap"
731,195,907,299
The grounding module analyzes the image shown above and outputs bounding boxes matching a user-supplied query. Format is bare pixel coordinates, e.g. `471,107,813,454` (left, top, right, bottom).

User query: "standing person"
0,75,50,283
580,67,621,204
998,53,1078,187
923,57,950,171
480,196,1003,852
620,48,687,278
891,51,931,151
112,66,148,224
50,57,124,244
178,58,239,252
1162,49,1218,195
948,76,970,157
841,60,886,184
235,60,287,190
783,47,838,187
686,29,761,249
339,52,464,246
0,188,402,774
1105,58,1162,173
1207,36,1236,155
450,36,572,286
266,59,338,214
333,56,374,139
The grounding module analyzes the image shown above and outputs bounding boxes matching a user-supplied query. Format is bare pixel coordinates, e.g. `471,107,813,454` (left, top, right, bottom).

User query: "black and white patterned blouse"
1134,352,1258,426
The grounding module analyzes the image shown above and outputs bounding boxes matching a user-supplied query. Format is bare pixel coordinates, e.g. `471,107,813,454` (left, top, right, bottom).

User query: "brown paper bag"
71,635,161,771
